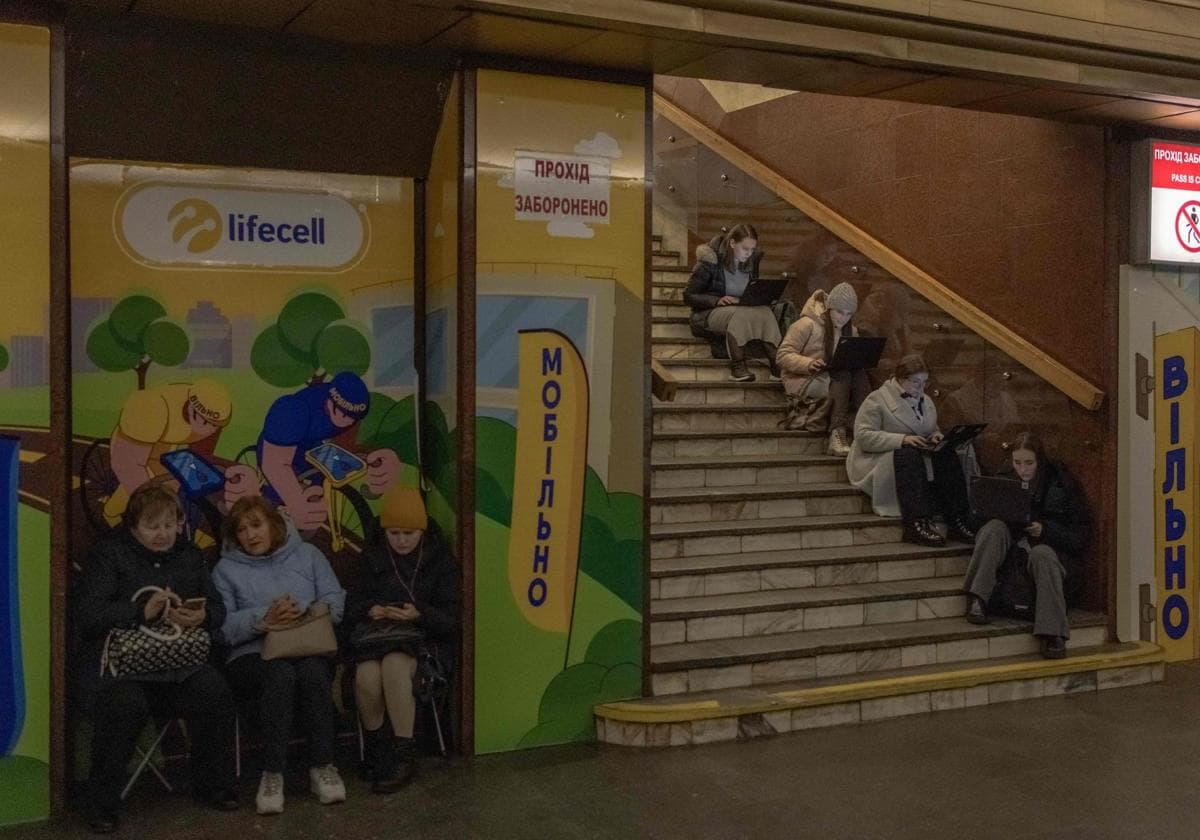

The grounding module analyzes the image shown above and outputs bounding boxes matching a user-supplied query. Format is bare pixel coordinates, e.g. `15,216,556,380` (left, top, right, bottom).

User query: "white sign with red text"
513,150,611,227
1150,142,1200,263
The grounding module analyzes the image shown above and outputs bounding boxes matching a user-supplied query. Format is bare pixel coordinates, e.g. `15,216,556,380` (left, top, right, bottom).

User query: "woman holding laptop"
962,432,1089,660
684,223,782,382
846,354,977,547
776,281,869,456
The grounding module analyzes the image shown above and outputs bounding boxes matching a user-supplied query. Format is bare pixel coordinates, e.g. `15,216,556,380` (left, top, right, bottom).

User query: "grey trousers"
963,519,1071,639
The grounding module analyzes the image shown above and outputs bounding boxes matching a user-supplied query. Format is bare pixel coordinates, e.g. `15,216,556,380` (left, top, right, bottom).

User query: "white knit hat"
826,282,858,315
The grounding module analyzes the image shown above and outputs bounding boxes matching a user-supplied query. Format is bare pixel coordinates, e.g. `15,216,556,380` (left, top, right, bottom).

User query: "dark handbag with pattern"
100,586,211,677
348,619,426,662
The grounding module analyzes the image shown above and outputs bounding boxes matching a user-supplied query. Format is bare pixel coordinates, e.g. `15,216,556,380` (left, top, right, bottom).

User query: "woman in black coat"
962,432,1089,659
684,223,782,382
74,484,237,833
343,486,458,793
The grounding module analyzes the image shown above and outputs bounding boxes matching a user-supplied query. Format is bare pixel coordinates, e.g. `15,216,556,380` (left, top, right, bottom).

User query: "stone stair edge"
651,482,859,502
651,542,972,577
650,576,966,620
651,512,892,539
652,453,844,468
597,641,1160,725
649,611,1110,672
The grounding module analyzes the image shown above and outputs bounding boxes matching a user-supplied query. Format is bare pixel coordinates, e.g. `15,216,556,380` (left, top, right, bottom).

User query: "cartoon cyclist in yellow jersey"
102,379,233,524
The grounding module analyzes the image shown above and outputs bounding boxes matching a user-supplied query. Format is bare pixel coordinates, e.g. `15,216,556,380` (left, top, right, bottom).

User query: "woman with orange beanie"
344,486,459,793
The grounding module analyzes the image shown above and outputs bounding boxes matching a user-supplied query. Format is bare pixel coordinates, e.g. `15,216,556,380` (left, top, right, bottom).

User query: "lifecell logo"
169,199,222,253
117,183,369,271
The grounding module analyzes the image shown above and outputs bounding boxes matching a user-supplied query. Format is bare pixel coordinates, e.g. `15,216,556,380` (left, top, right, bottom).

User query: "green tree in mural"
0,343,8,373
251,291,370,387
85,295,189,389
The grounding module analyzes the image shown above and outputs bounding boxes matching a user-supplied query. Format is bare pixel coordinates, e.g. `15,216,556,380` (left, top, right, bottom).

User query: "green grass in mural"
0,386,50,428
0,756,49,826
11,508,49,765
473,512,639,755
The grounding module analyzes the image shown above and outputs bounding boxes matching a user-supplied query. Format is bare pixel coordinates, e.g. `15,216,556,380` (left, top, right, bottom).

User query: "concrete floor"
6,662,1200,839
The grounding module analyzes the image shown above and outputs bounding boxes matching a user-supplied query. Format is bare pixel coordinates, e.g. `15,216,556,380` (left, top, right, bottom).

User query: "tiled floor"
7,661,1200,839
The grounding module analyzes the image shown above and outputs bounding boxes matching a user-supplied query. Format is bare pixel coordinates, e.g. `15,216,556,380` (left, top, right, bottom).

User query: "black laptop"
736,278,788,307
970,475,1032,524
930,423,987,452
826,335,886,372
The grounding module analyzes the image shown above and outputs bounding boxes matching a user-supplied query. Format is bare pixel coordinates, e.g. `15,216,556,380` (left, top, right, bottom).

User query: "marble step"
650,513,904,561
652,404,794,433
651,482,869,524
596,641,1164,747
651,284,686,302
654,380,787,407
647,612,1110,695
656,357,776,382
651,429,825,459
650,541,972,600
653,252,683,267
652,317,693,339
652,301,692,317
651,452,848,490
652,337,728,360
652,267,692,283
650,576,968,644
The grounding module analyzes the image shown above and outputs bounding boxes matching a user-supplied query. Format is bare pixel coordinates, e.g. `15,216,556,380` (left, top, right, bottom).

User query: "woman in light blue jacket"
212,495,346,816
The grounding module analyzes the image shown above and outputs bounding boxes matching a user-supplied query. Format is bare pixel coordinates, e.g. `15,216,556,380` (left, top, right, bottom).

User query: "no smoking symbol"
1177,200,1200,253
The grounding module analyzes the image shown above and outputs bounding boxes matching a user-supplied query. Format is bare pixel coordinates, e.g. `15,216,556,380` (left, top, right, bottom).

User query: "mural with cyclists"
70,161,418,586
0,20,51,827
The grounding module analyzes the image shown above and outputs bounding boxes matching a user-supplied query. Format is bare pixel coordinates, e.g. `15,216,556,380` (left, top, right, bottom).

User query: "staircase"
594,231,1163,747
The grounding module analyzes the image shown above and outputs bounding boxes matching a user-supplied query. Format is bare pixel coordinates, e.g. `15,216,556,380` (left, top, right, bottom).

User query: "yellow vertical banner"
506,330,590,635
1154,328,1199,661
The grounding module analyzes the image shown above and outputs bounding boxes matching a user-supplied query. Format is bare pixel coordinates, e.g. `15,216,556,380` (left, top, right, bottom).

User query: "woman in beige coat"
776,282,868,456
846,354,976,547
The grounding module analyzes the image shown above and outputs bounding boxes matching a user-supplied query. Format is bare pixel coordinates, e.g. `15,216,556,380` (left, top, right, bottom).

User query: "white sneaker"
309,764,347,805
827,428,852,457
255,771,285,815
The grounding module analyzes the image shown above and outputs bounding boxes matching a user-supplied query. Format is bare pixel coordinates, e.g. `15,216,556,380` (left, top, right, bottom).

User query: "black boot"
903,518,945,547
372,737,417,794
362,725,393,785
948,515,977,543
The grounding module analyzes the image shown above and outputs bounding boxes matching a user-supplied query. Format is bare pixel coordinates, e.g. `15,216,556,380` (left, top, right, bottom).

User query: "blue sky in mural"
476,295,589,389
373,305,416,386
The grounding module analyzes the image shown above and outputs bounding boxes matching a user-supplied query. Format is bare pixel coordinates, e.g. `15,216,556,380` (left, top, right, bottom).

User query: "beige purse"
261,601,338,660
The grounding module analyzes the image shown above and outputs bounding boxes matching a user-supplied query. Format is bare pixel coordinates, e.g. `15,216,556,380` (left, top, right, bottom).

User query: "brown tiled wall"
656,77,1108,387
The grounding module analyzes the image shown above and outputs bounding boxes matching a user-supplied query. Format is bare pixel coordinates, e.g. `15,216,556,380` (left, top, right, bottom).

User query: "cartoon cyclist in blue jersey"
224,371,400,530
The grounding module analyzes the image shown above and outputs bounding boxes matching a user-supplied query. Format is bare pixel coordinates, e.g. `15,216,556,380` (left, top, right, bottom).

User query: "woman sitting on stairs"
962,432,1088,660
775,281,868,456
846,353,977,548
684,222,782,382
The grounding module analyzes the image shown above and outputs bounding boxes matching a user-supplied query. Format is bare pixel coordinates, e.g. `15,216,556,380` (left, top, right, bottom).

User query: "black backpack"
988,547,1036,621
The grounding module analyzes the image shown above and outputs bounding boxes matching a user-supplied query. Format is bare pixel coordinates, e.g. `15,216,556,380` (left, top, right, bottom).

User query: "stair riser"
650,555,970,600
652,301,691,317
600,660,1165,745
653,409,801,432
647,625,1110,696
651,523,904,561
651,436,825,459
652,285,685,302
651,494,868,525
651,462,846,490
653,340,720,359
650,593,968,644
656,387,787,407
653,322,693,339
657,363,772,382
652,269,691,283
652,253,683,267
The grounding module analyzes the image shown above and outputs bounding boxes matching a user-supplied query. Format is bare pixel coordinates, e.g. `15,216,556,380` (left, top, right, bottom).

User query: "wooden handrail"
654,91,1106,412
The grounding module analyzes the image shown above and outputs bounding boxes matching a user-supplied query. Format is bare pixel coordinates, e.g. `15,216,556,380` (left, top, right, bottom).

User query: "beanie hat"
379,486,428,531
328,371,371,421
826,282,858,315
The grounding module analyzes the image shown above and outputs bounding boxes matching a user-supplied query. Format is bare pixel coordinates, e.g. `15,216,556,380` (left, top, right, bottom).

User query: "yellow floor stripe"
597,642,1164,724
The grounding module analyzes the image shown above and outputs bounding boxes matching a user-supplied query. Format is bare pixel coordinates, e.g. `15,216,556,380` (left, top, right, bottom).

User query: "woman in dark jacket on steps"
344,486,459,793
74,484,237,833
684,223,782,382
962,432,1089,659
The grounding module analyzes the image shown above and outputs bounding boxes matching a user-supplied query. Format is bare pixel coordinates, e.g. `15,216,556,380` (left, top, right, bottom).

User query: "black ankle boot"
948,516,977,543
372,737,417,794
363,725,393,785
903,518,944,547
